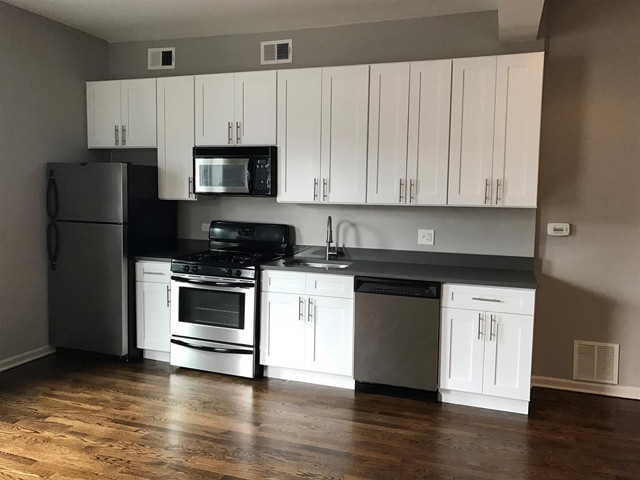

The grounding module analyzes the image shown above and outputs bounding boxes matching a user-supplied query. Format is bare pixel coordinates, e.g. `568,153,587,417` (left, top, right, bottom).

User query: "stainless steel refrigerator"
46,162,176,358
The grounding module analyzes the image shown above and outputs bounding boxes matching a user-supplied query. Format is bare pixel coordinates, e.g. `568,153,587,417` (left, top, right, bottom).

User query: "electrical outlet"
201,223,210,232
418,229,435,246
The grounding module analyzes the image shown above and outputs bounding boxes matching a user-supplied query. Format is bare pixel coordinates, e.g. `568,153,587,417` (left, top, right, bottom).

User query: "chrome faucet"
326,216,339,260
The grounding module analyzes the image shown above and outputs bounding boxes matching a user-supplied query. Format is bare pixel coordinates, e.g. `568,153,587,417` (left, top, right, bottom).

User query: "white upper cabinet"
195,73,235,146
195,71,276,146
120,79,157,147
448,56,497,206
87,79,156,149
277,68,323,203
407,60,452,205
492,53,544,207
235,71,277,145
321,65,369,204
367,63,410,204
157,76,196,201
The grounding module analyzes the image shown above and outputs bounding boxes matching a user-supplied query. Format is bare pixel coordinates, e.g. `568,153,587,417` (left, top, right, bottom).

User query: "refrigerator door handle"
46,170,59,219
47,221,59,271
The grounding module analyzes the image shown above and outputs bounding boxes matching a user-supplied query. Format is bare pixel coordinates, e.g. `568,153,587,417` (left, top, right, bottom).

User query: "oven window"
199,164,247,188
179,288,245,330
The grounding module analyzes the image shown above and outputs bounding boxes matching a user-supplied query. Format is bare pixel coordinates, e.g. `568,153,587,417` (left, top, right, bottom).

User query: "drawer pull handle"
143,271,166,276
471,297,502,303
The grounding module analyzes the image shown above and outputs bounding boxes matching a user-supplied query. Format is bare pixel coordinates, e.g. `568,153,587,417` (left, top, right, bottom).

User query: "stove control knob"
182,265,190,272
235,270,242,277
226,268,233,276
191,266,199,273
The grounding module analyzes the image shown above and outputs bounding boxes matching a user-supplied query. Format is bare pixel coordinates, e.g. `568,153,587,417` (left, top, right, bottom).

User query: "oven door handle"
171,276,255,289
171,338,253,355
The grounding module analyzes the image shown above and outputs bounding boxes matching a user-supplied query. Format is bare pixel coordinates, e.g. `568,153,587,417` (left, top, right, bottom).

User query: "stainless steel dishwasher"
354,277,441,398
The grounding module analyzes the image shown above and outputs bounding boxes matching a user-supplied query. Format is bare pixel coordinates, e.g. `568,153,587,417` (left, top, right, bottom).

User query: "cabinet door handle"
496,178,502,205
409,179,416,204
490,314,496,341
307,298,314,322
236,121,241,144
313,178,319,201
322,178,328,202
228,122,233,144
484,178,490,204
115,125,119,146
166,285,171,307
122,125,126,146
298,296,304,321
188,177,193,198
477,313,483,340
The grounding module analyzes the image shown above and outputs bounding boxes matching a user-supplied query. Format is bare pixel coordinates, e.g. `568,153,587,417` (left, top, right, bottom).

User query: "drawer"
442,284,535,315
261,270,306,295
135,261,171,283
305,273,354,299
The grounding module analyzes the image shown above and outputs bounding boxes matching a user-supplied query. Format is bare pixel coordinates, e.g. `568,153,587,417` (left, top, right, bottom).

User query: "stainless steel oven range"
170,221,290,378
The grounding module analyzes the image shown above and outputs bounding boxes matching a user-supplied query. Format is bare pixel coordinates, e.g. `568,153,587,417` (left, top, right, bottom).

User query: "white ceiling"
3,0,544,43
4,0,502,43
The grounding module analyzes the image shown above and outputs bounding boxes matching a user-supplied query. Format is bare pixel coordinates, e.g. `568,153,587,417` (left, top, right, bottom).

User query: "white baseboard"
264,366,355,390
143,350,170,363
440,389,529,415
532,376,640,400
0,346,56,373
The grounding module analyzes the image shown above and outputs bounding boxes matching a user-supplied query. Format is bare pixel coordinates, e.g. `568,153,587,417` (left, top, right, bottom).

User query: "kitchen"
2,0,640,478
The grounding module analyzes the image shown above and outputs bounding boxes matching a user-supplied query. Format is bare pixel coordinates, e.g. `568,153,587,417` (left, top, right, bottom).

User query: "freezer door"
49,222,128,356
47,163,127,223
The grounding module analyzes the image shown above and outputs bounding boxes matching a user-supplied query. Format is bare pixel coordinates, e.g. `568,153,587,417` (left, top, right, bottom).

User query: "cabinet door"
260,293,306,368
448,56,497,206
492,53,544,207
321,65,369,204
136,282,171,352
277,68,322,203
440,307,485,393
305,296,354,376
120,78,157,147
87,81,121,148
195,73,235,146
482,313,533,401
235,71,277,145
367,63,410,204
407,60,452,206
157,76,196,200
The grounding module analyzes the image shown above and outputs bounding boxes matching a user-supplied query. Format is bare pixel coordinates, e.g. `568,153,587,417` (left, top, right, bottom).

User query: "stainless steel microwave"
193,146,276,196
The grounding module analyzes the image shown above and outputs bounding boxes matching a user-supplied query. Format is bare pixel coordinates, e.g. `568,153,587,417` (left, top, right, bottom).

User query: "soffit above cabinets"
4,0,543,43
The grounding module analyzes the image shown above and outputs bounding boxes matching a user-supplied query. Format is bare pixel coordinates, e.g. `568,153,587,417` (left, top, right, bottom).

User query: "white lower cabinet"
440,284,535,414
260,271,354,388
135,261,171,362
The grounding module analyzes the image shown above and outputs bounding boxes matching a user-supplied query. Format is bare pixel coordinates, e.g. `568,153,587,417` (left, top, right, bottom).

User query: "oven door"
171,275,256,346
194,157,250,194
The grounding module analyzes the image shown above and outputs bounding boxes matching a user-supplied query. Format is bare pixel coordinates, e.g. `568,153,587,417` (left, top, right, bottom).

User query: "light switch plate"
201,223,210,232
418,229,435,245
547,223,570,236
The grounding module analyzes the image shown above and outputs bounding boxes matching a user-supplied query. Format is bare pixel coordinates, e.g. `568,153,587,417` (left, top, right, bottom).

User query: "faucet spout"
326,216,333,244
325,216,338,260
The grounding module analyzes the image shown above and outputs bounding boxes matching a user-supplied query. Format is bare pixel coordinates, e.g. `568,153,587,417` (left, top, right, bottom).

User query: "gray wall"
110,11,542,258
534,0,640,388
0,2,109,363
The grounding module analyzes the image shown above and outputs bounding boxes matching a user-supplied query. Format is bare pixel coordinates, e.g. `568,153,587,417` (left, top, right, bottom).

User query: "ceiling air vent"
261,39,292,65
148,47,175,70
573,340,619,384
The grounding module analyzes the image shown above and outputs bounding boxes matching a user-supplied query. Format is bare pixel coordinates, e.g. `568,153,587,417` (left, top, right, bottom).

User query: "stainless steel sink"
287,260,351,269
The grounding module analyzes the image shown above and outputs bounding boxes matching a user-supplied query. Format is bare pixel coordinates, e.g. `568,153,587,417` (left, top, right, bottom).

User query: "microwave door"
195,157,250,194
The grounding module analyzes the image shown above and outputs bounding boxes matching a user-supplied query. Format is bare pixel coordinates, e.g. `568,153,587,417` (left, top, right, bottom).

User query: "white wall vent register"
261,39,292,65
573,340,619,384
148,47,175,70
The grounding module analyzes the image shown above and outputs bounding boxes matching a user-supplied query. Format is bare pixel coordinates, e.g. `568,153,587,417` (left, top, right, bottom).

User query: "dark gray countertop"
262,247,537,289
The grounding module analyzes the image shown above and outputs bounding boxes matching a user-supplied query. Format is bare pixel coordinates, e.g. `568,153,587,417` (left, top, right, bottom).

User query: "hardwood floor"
0,355,638,479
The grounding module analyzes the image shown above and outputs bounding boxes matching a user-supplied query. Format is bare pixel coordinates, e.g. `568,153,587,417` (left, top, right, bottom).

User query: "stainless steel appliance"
193,146,276,196
354,277,441,397
46,163,176,358
170,221,290,378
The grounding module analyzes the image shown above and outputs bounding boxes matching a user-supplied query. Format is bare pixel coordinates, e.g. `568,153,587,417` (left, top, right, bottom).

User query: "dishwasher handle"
354,276,441,299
